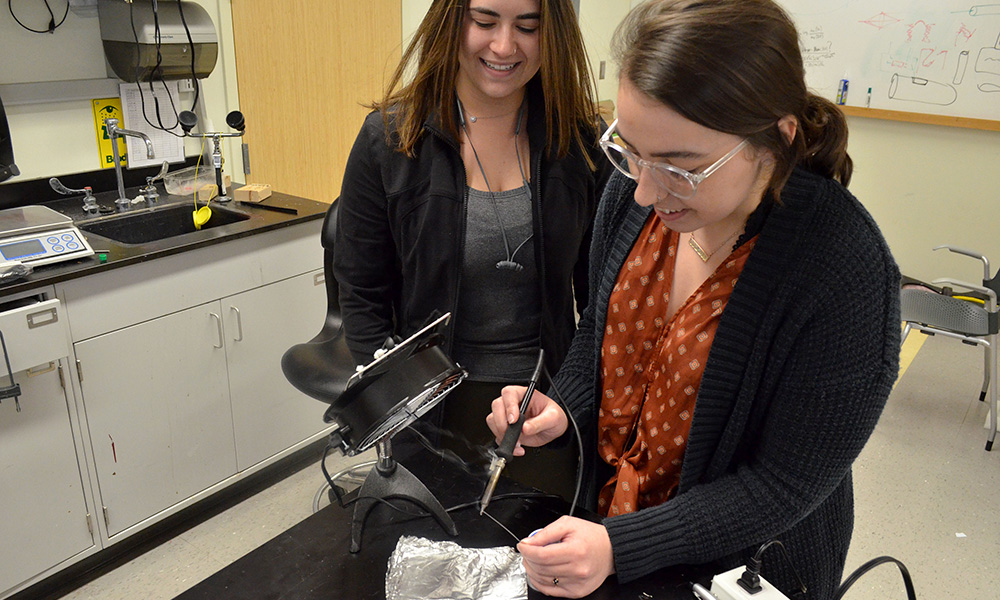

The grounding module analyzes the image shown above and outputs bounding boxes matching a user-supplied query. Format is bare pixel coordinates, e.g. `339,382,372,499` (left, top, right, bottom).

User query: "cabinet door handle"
313,272,325,286
230,306,244,342
210,312,223,348
26,362,56,377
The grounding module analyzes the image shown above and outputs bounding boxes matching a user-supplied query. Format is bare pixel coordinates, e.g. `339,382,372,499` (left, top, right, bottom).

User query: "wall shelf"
0,78,121,107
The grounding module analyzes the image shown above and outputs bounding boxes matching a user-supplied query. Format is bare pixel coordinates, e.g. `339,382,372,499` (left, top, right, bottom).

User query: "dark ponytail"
798,94,852,187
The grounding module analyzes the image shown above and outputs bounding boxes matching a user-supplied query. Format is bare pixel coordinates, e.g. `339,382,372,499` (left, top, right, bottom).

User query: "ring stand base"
350,437,458,553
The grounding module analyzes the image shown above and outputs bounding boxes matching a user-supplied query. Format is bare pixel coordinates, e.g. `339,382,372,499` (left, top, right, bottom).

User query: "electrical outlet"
178,78,196,93
710,566,791,600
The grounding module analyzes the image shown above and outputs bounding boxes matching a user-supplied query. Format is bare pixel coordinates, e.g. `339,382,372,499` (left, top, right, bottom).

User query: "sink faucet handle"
49,177,85,196
150,160,170,182
50,177,99,212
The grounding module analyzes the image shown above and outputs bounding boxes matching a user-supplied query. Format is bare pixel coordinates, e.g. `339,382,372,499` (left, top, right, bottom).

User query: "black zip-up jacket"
334,84,613,376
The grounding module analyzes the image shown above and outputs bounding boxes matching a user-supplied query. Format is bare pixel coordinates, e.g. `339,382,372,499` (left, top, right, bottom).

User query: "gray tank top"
452,185,542,382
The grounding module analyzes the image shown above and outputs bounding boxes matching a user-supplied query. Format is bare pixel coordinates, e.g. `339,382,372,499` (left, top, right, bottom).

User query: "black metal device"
322,313,466,552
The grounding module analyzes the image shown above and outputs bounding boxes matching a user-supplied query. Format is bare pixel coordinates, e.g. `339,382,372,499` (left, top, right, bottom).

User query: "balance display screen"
0,239,45,260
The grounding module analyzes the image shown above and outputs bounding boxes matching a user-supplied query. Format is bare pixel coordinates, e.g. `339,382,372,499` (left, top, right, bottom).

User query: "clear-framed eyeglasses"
599,118,749,200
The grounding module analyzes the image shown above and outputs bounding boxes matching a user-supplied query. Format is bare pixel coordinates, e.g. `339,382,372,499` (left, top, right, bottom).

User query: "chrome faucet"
104,118,154,210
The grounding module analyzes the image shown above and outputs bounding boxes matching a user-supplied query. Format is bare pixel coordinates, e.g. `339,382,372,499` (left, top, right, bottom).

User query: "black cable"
148,0,175,133
345,491,558,518
175,0,200,111
833,556,916,600
8,0,68,34
146,2,185,129
405,420,489,476
319,442,349,507
129,1,184,138
543,365,585,517
738,539,807,597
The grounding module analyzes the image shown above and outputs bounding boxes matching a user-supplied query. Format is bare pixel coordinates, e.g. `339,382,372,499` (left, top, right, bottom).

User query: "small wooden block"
197,184,218,202
234,183,273,203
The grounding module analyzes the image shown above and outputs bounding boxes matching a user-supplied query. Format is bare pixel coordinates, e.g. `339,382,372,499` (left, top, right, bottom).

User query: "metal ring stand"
348,437,457,553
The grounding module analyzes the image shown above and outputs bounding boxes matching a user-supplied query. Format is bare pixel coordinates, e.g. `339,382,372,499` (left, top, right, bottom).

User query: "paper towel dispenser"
98,0,218,83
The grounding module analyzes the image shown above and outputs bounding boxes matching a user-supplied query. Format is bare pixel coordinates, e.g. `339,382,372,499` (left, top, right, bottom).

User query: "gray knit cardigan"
551,167,901,599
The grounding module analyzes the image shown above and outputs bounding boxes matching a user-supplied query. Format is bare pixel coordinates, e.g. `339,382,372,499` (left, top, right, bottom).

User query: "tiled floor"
53,333,1000,599
846,333,1000,598
54,450,376,600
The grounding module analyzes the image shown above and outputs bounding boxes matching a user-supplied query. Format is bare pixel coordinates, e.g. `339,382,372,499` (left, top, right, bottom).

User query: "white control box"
710,566,791,600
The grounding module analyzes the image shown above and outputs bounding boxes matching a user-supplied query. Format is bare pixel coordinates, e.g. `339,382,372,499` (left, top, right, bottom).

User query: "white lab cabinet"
0,293,95,597
224,270,328,470
56,221,331,541
74,268,328,535
74,302,238,536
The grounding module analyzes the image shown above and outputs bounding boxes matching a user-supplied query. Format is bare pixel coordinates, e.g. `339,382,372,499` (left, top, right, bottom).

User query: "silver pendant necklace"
458,97,533,272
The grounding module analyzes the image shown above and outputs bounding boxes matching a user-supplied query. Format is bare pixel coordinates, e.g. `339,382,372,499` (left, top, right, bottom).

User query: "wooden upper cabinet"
231,1,401,203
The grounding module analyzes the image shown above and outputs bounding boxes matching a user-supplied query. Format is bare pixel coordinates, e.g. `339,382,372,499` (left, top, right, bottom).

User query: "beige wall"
578,0,630,104
847,117,1000,283
0,0,243,181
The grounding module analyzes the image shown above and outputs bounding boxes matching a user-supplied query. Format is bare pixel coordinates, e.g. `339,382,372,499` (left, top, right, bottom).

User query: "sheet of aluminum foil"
385,535,527,600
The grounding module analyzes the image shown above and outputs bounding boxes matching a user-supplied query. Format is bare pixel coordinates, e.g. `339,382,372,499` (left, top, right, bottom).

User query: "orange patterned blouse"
598,213,756,517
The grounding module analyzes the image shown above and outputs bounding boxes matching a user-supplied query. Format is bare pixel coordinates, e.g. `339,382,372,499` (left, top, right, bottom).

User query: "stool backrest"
320,200,341,328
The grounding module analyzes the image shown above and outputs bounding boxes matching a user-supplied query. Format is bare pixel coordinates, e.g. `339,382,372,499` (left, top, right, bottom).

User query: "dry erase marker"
866,87,872,108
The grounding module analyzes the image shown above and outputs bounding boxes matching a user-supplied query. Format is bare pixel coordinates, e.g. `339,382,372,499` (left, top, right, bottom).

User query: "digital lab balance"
0,205,94,267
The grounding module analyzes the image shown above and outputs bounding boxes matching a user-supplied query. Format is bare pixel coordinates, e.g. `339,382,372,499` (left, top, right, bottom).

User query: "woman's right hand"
486,385,568,456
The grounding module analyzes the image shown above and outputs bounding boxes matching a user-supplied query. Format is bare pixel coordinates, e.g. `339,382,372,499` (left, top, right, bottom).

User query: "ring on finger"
553,577,559,586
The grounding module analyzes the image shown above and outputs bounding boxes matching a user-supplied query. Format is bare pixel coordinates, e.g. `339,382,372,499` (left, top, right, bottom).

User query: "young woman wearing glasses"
486,0,901,597
334,0,612,495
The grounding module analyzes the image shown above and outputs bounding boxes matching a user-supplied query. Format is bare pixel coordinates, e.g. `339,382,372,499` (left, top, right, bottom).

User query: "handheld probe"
479,349,545,515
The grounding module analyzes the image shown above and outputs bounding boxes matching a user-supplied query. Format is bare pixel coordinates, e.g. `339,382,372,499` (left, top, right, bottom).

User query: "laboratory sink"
79,204,251,245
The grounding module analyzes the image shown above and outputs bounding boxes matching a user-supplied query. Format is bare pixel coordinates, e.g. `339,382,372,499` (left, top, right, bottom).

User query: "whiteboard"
779,0,1000,122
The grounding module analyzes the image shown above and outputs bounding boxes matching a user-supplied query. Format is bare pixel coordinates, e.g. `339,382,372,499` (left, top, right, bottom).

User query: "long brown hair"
373,0,599,161
611,0,852,200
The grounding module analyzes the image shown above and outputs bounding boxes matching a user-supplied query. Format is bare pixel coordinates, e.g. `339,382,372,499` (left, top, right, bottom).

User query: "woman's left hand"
516,516,615,598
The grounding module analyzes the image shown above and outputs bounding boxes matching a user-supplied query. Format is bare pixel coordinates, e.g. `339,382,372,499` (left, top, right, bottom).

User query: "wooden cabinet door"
231,0,402,202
